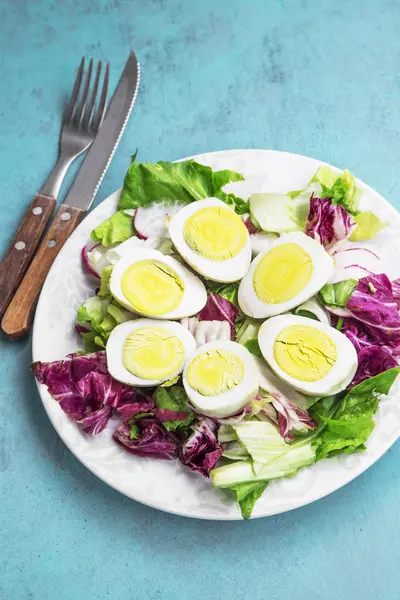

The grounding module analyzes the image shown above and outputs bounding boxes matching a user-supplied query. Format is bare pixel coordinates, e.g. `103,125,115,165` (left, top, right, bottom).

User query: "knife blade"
2,51,140,339
65,50,140,210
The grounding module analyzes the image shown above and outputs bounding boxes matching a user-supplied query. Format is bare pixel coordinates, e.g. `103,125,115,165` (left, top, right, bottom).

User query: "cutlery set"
0,51,140,339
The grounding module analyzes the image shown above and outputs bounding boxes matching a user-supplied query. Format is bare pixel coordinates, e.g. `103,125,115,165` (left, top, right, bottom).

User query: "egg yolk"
121,260,184,316
273,325,337,382
253,243,313,304
186,349,244,396
184,206,247,260
123,327,184,379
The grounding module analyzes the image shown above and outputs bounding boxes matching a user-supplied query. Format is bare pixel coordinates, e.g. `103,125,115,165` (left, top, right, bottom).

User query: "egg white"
258,314,358,396
168,198,252,283
238,231,334,318
106,319,196,387
183,340,259,418
110,248,207,319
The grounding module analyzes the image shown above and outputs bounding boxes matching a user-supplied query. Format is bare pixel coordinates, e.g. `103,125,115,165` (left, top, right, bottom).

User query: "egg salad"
35,157,398,521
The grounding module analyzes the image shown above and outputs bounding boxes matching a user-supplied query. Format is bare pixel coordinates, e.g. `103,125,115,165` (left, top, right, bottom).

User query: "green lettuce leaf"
98,265,114,298
228,481,269,519
91,210,133,247
76,295,132,351
233,421,289,464
129,424,140,440
119,157,246,212
288,166,362,228
77,296,109,326
319,279,358,308
349,211,387,241
295,310,319,320
153,385,195,432
313,167,361,214
314,368,400,460
236,317,262,357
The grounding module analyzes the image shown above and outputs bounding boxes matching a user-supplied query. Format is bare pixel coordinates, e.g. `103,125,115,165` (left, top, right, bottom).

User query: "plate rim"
32,148,400,520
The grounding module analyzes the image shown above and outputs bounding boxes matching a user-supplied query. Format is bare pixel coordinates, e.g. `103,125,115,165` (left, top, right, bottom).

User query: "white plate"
33,149,400,520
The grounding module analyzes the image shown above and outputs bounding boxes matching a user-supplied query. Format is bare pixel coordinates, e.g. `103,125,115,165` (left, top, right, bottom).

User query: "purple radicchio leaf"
243,217,260,234
271,396,316,441
78,405,113,435
154,408,191,422
198,293,239,340
391,278,400,309
116,394,154,421
32,352,135,434
113,419,179,459
179,417,223,477
350,346,398,387
342,316,400,357
346,274,400,333
305,195,356,254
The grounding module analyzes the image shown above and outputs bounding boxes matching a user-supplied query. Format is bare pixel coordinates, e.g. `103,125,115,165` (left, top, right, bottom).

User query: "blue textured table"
1,1,400,598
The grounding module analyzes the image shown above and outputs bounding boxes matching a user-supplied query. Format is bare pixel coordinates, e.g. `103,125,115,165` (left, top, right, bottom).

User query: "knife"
2,51,140,339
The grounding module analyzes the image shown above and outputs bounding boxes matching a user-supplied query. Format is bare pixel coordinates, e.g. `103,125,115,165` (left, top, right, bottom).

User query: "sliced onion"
81,242,101,278
331,246,382,283
325,305,352,317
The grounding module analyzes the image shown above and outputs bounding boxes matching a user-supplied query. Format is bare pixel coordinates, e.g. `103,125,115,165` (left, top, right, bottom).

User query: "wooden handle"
0,194,56,317
2,204,84,339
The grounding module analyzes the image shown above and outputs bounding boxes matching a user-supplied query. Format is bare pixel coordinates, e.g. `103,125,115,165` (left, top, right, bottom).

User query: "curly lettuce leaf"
289,167,362,229
119,157,246,212
312,167,361,214
91,210,133,247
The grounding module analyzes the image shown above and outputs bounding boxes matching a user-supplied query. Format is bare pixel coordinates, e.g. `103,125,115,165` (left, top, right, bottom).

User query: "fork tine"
76,58,93,128
84,60,102,130
93,62,109,130
64,57,85,123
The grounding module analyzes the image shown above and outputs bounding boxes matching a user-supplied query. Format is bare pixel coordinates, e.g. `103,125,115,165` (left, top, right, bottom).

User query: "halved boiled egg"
107,319,196,386
258,314,358,396
238,231,334,318
168,198,252,282
110,248,207,319
183,340,259,418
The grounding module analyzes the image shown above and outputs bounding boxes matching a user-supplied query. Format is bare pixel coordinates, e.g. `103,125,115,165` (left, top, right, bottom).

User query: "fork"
0,57,109,318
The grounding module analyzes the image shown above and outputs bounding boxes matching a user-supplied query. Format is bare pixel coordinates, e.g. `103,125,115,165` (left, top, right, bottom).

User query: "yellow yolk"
186,349,244,396
121,259,184,315
184,206,247,260
123,327,184,379
253,243,313,304
273,324,337,382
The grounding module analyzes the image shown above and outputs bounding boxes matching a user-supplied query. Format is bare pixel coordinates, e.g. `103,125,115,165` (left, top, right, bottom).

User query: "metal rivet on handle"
32,207,43,216
15,241,26,251
61,212,71,221
47,240,56,248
